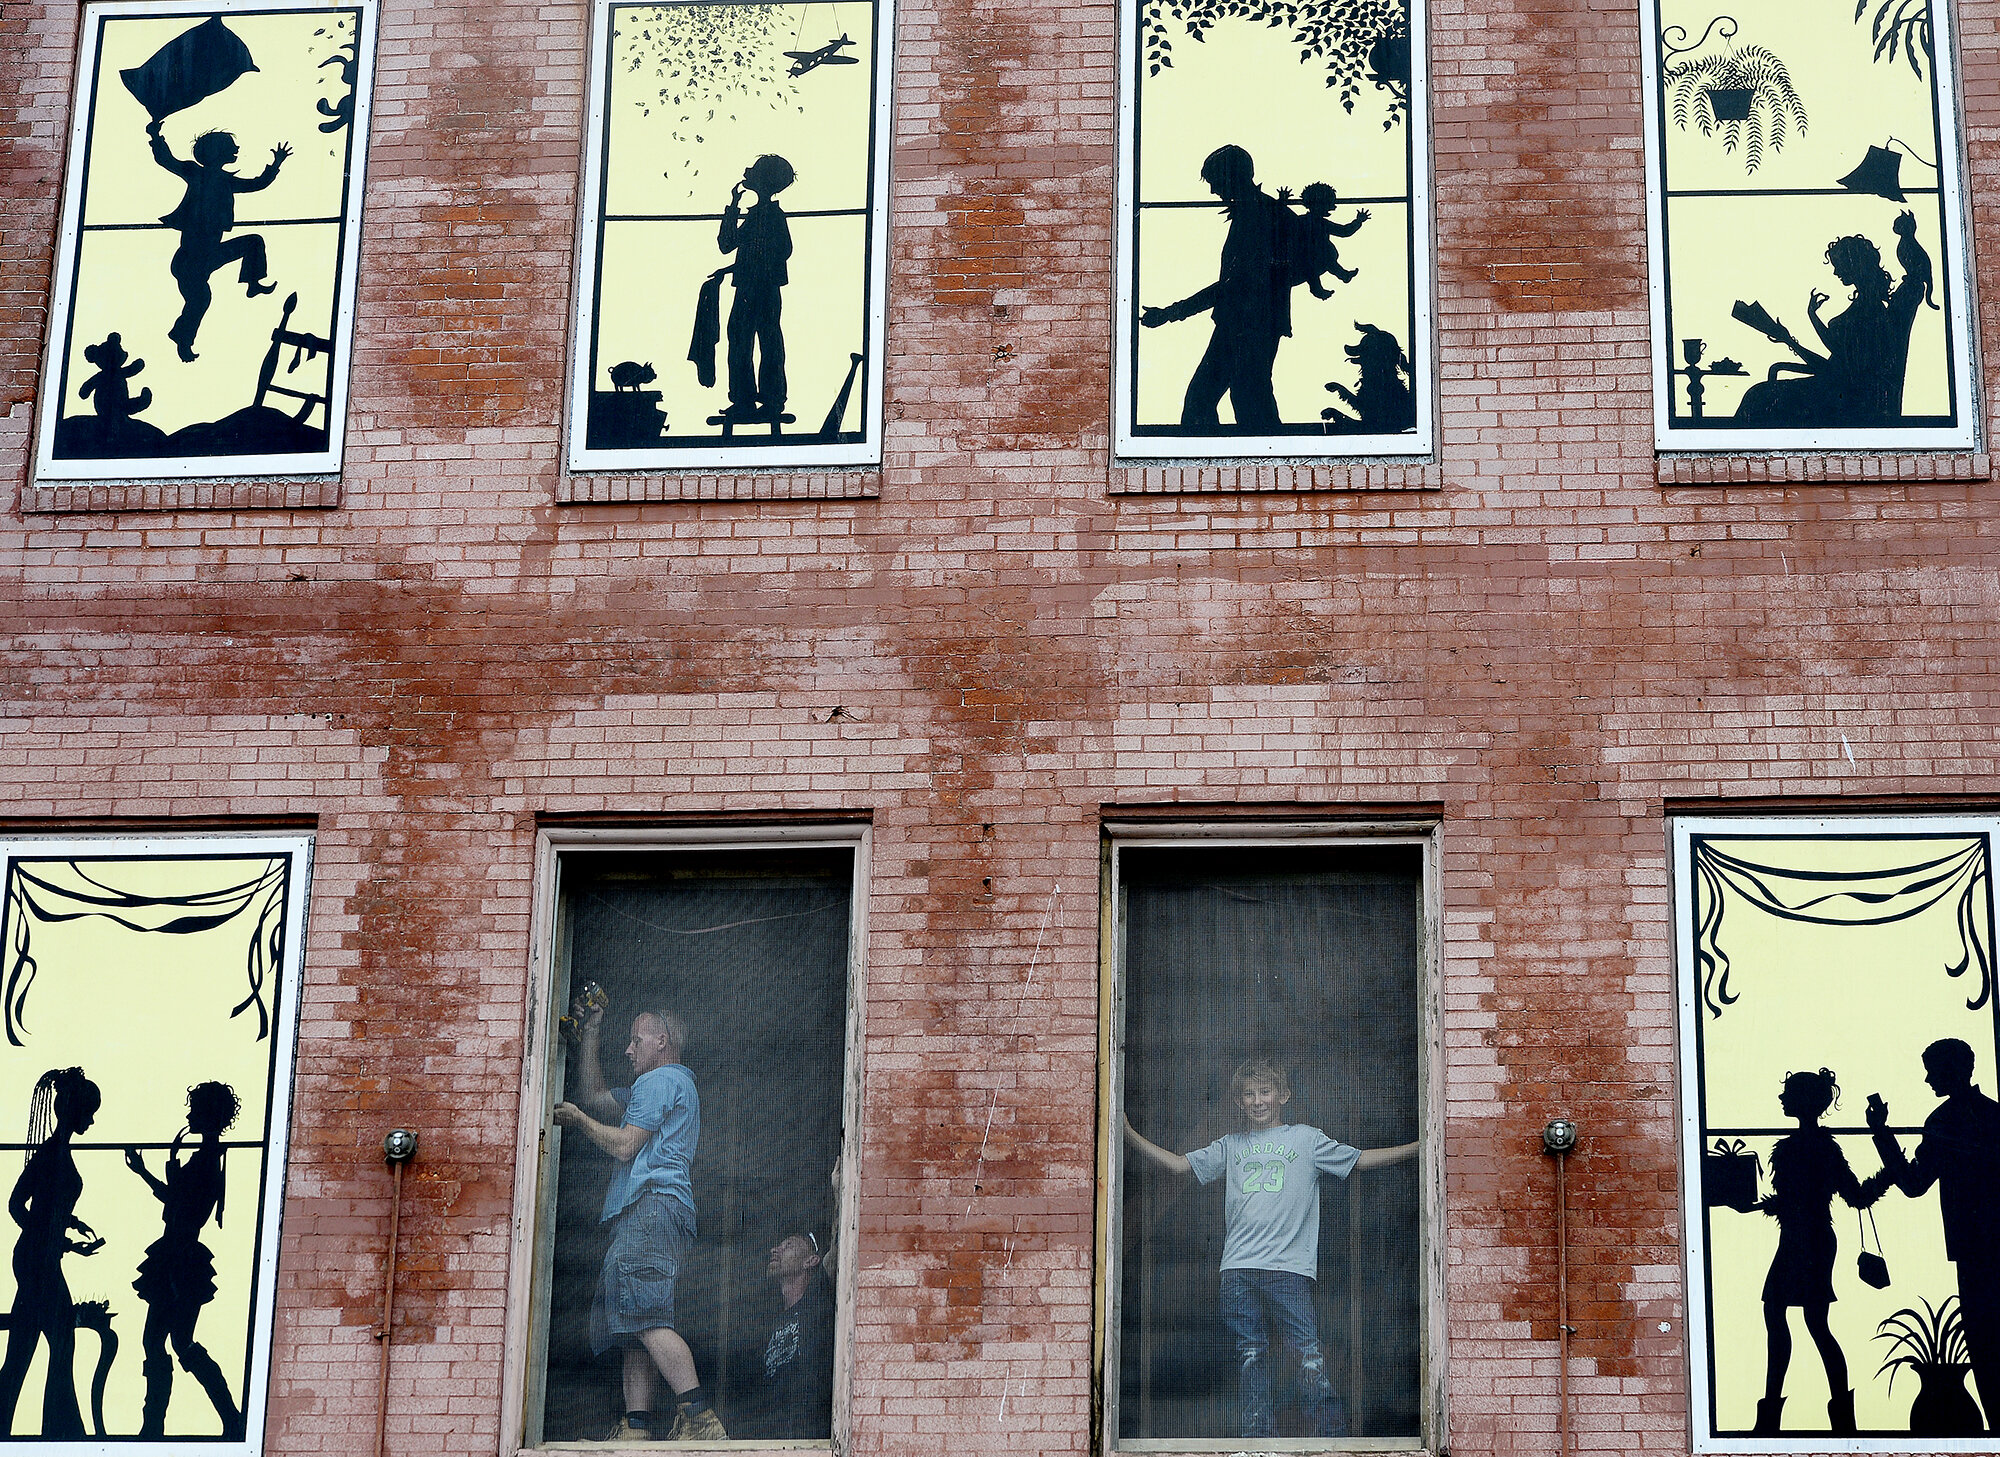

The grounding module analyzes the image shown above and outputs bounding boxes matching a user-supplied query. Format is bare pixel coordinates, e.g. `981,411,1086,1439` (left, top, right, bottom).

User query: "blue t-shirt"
599,1062,700,1223
1186,1123,1360,1277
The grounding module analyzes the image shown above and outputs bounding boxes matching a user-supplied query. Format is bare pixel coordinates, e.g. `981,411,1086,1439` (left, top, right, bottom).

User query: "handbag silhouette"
1857,1209,1890,1289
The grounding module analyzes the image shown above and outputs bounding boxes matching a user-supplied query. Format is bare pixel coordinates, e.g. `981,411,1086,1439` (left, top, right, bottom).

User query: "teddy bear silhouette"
77,333,152,420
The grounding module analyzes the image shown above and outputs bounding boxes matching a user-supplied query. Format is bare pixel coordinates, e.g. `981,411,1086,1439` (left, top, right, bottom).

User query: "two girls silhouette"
1751,1068,1888,1435
0,1071,240,1439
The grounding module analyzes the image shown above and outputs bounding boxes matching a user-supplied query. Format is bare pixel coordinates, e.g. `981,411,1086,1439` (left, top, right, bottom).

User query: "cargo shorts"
589,1191,695,1354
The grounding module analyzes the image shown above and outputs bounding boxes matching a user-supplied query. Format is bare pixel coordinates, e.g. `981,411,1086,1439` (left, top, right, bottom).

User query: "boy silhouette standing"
716,155,795,423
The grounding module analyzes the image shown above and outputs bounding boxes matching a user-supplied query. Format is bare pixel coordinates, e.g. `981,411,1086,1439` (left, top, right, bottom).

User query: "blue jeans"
1219,1269,1347,1438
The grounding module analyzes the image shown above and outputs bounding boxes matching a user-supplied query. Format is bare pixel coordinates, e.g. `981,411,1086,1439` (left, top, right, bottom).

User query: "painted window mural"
1675,817,2000,1447
0,836,310,1445
566,0,893,471
34,1,375,483
1113,0,1431,458
1643,0,1977,450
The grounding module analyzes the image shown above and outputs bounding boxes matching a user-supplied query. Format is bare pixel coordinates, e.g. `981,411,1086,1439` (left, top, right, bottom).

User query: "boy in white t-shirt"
1124,1057,1417,1438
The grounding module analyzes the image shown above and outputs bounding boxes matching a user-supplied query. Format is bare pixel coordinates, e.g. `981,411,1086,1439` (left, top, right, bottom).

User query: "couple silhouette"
0,1070,242,1439
1748,1039,2000,1434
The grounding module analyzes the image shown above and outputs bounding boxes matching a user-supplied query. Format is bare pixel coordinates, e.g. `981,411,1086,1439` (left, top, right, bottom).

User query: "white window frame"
502,824,869,1454
1109,0,1435,461
33,0,377,483
1672,812,2000,1453
1096,821,1446,1454
0,830,313,1457
1638,0,1980,453
563,0,896,473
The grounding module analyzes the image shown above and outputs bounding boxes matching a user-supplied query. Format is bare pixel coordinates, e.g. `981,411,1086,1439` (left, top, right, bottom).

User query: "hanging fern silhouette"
1858,0,1933,77
1142,0,1412,128
1664,45,1808,173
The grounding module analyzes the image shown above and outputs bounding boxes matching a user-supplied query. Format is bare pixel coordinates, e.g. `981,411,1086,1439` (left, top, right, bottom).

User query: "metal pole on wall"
1542,1120,1579,1457
375,1129,419,1457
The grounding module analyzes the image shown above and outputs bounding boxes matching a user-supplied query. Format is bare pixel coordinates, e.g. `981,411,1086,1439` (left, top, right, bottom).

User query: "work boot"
1753,1396,1785,1434
666,1404,728,1442
599,1415,653,1442
1828,1389,1856,1435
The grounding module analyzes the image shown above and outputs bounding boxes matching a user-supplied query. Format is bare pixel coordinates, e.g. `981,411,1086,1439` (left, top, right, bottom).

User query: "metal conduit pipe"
375,1129,419,1457
1543,1120,1580,1457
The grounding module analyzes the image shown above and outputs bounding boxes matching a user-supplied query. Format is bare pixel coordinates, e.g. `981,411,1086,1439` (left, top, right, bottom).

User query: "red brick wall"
4,0,2000,1450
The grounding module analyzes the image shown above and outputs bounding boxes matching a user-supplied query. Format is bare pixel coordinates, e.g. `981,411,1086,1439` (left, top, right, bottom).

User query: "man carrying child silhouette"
1125,1058,1416,1439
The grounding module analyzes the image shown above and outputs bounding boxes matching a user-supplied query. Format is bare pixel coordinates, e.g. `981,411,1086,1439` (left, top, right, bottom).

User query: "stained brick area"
4,0,2000,1452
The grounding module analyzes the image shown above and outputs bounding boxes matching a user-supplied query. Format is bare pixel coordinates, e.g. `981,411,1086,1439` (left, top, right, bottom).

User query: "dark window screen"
535,849,850,1445
1117,845,1424,1443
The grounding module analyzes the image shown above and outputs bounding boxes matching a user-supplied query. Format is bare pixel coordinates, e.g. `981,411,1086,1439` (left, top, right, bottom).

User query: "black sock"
678,1385,713,1415
624,1410,652,1430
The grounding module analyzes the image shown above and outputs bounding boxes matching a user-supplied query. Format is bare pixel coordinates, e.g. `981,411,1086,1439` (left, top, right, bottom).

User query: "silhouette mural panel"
0,836,309,1445
1675,818,2000,1446
566,0,892,470
1643,0,1976,450
34,1,375,483
1114,0,1432,458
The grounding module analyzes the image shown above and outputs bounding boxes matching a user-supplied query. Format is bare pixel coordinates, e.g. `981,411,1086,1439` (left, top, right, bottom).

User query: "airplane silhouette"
785,34,858,76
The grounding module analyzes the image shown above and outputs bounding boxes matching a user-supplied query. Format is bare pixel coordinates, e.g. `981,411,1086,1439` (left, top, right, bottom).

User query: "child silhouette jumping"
147,119,289,360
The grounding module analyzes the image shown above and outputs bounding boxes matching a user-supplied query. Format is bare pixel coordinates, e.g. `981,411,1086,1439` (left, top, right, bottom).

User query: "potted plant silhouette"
1664,41,1809,172
1874,1295,1984,1436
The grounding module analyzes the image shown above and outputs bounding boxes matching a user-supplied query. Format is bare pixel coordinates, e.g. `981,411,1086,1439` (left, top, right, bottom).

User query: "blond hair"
1229,1058,1291,1100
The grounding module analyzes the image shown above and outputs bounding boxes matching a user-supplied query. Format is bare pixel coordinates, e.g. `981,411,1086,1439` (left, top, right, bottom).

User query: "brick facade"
4,0,1999,1450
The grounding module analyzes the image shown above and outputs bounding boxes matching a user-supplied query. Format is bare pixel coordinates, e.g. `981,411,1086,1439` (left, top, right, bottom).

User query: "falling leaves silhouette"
304,15,360,138
613,4,803,189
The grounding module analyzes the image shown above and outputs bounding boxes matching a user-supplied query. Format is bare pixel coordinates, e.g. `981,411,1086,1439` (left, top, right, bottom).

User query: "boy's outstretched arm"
1123,1114,1191,1176
1354,1140,1420,1171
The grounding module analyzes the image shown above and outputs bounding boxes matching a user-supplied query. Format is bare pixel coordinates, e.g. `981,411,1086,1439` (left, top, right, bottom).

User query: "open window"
514,831,864,1449
1100,828,1441,1451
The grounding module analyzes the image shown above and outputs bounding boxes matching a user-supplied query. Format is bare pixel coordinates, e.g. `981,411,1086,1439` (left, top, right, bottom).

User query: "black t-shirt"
742,1275,834,1439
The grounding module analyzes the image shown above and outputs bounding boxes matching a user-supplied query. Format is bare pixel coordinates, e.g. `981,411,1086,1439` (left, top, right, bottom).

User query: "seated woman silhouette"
0,1068,103,1438
146,119,290,361
126,1081,242,1439
1737,224,1930,429
1750,1068,1885,1436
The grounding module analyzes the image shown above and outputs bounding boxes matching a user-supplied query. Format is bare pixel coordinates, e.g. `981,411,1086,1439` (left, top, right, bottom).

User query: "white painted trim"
563,0,894,473
33,0,376,483
0,831,314,1457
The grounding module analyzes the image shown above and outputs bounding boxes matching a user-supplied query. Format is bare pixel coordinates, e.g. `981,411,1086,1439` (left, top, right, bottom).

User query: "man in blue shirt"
555,1001,726,1443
